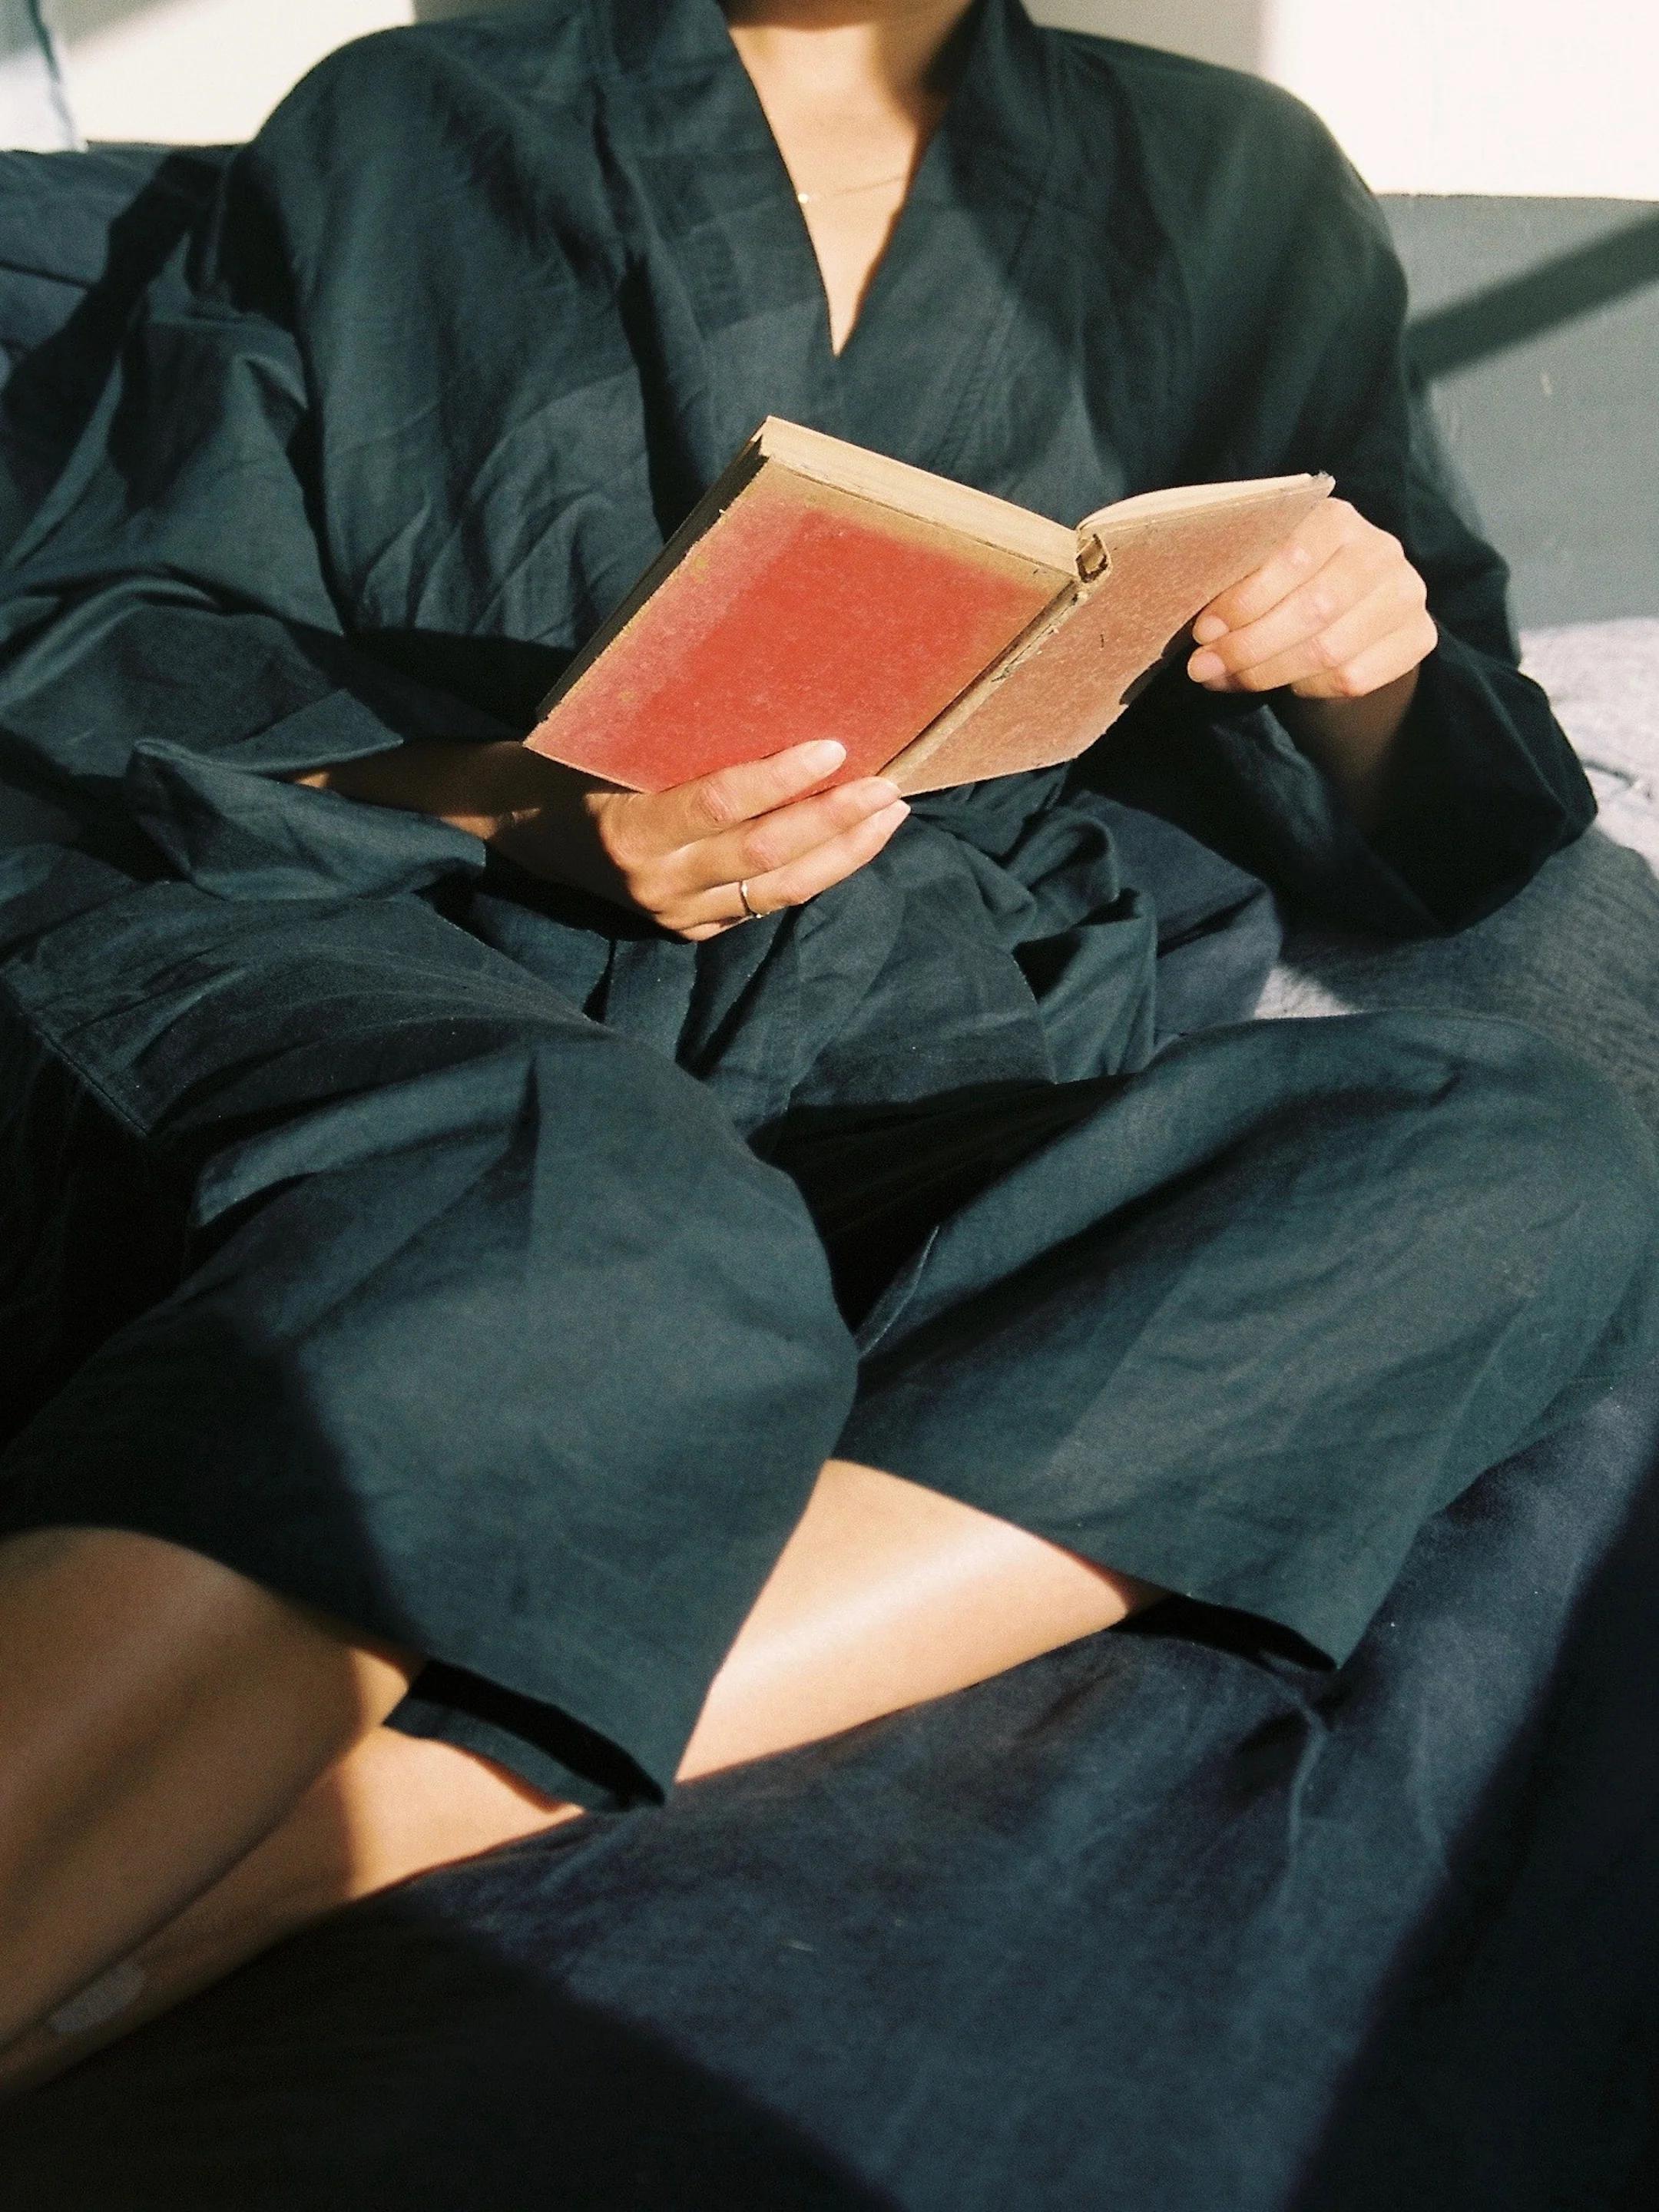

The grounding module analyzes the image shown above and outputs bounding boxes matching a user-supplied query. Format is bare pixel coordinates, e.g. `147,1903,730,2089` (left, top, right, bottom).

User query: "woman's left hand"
1185,498,1438,701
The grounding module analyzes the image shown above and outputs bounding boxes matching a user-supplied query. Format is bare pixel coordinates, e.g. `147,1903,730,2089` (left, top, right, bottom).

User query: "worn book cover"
525,419,1331,794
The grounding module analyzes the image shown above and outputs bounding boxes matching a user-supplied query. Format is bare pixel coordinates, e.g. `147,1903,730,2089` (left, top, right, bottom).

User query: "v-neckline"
741,88,955,373
810,144,947,373
713,3,984,373
598,0,1060,480
817,2,1061,477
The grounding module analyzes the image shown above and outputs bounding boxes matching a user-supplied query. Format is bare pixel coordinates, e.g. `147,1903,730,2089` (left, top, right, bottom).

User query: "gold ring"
737,878,763,922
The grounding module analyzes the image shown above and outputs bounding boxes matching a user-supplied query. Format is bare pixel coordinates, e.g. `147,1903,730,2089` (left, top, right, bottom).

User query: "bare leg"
678,1457,1157,1780
0,1465,1157,2091
0,1528,416,2052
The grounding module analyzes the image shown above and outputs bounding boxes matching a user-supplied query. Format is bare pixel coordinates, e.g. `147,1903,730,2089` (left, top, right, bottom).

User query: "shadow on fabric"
1286,1375,1659,2212
0,1892,902,2212
0,147,227,553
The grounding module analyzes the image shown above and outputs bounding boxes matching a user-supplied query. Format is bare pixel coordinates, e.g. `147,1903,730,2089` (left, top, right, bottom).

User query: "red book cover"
525,464,1069,790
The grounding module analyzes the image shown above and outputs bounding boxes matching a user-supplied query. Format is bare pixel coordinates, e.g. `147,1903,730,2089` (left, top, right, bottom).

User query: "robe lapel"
828,0,1063,488
590,0,1069,501
591,0,846,485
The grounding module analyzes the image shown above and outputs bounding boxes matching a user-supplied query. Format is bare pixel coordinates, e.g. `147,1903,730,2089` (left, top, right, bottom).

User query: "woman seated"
1,0,1655,2092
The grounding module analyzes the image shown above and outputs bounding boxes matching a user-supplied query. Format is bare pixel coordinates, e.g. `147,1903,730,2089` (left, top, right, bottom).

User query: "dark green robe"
1,0,1654,1806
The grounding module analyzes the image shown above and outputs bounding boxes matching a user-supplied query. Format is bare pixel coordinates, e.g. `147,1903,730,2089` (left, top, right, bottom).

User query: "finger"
1188,539,1402,682
1191,500,1359,640
1287,620,1439,704
636,739,848,854
742,796,911,912
1200,586,1432,698
676,776,908,895
675,797,911,935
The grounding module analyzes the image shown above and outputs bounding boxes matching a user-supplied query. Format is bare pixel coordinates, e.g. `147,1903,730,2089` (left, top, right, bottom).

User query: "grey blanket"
1261,618,1659,1128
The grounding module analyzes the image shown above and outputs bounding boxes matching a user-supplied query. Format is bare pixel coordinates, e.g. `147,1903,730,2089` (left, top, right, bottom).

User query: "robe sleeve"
1098,126,1594,938
0,86,502,906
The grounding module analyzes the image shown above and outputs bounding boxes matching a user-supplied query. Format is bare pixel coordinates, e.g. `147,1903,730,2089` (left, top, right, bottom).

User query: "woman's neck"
721,3,977,146
720,2,979,354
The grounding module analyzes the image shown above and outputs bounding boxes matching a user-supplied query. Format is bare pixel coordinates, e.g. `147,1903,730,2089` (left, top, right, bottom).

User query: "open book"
525,419,1332,795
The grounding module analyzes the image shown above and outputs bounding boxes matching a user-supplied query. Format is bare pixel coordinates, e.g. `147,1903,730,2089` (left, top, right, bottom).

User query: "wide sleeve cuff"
1091,630,1597,941
1363,627,1597,929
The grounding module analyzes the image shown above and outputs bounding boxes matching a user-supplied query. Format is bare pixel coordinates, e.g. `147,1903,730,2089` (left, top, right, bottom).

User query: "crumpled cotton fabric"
0,0,1655,1806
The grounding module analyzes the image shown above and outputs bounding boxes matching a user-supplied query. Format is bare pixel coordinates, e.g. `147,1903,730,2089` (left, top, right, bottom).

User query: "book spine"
879,567,1108,792
882,478,1334,795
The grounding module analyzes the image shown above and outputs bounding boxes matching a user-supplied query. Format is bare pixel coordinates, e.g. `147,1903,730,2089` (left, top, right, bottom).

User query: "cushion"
1258,619,1659,1134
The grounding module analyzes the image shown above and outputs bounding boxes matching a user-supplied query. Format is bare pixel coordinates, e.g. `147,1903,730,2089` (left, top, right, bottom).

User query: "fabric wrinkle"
0,0,1650,1807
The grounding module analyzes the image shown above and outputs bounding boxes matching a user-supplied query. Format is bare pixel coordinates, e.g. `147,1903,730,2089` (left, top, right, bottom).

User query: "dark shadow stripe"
1407,208,1659,378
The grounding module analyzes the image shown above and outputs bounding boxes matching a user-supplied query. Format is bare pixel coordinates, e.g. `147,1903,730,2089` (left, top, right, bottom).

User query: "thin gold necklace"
795,168,910,207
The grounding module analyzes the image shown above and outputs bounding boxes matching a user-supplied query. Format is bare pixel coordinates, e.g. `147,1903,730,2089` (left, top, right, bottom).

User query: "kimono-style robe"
1,0,1654,1806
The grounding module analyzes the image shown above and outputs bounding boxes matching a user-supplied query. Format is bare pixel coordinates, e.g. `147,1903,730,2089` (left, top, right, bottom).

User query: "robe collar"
588,0,1065,484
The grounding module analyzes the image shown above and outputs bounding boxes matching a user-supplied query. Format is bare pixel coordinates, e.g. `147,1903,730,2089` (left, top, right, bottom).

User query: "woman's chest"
796,183,912,357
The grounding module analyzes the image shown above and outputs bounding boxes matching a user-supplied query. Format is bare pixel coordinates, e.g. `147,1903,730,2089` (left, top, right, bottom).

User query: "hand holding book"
293,425,1431,921
490,738,908,938
292,734,908,939
1185,494,1439,830
1186,495,1435,701
524,419,1338,796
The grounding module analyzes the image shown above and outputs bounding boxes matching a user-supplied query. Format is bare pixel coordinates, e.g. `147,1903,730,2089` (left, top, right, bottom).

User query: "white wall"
51,0,410,146
1,0,76,150
1036,0,1659,197
1273,0,1659,199
41,0,1659,198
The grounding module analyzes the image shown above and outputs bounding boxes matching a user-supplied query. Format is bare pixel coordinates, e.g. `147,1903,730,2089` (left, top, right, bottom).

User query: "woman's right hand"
290,737,910,942
493,738,911,941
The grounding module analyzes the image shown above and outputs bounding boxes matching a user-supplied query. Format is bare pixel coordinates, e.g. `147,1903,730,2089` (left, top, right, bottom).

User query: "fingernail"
1192,614,1227,644
1189,651,1225,681
864,778,903,805
801,740,846,769
875,800,910,827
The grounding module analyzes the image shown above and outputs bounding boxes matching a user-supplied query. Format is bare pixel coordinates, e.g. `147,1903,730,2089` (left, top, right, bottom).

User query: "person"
0,0,1654,2093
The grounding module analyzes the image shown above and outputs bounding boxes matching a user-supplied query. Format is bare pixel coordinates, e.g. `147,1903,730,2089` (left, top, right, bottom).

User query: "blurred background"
3,0,1657,198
